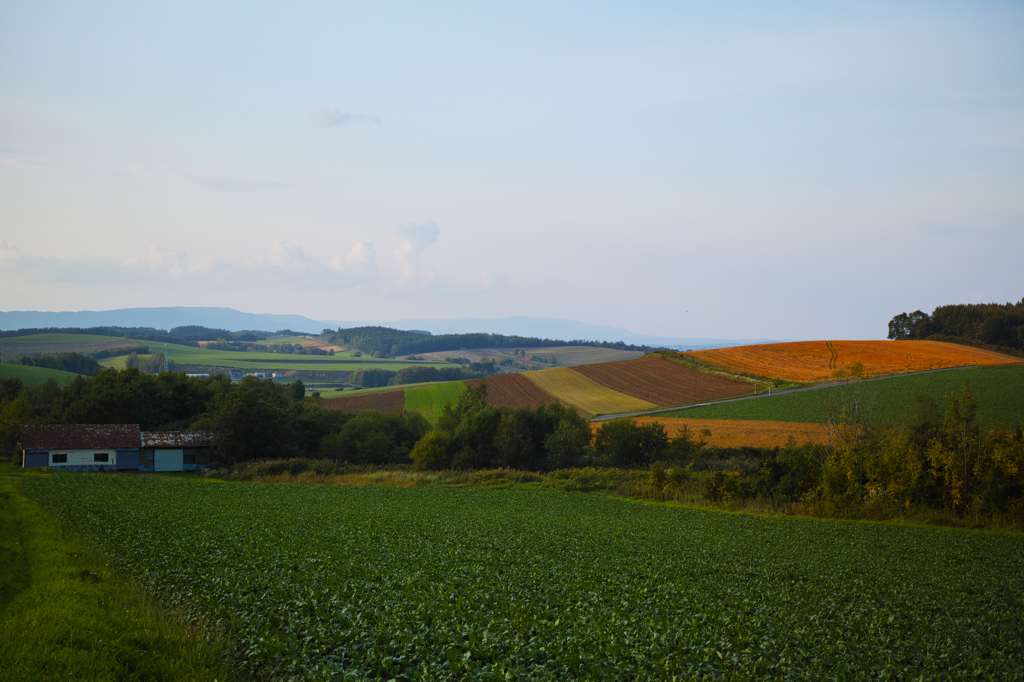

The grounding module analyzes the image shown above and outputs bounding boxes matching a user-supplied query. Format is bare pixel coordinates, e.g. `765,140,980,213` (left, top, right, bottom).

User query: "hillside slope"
689,340,1021,384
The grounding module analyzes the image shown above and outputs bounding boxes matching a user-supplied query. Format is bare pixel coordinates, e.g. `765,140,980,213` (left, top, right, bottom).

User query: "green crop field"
21,475,1024,680
659,365,1024,427
405,381,467,422
0,363,83,385
0,333,125,344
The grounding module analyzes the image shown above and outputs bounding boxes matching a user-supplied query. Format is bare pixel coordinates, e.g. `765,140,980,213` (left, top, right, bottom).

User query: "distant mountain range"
0,307,786,350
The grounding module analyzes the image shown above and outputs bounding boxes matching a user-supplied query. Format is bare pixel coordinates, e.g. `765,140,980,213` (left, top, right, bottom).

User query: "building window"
183,454,196,465
94,453,109,462
52,453,68,464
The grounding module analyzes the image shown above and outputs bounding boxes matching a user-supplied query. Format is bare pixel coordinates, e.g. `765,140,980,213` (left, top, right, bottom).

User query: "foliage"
888,298,1024,353
319,410,429,465
18,352,102,375
22,474,1024,680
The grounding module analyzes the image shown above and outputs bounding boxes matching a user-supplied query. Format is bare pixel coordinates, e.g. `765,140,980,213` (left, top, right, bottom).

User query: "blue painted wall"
23,451,48,468
116,449,139,470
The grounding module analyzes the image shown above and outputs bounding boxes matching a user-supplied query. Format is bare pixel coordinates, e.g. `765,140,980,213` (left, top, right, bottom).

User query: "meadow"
0,363,82,385
20,474,1024,680
658,364,1024,427
405,381,467,423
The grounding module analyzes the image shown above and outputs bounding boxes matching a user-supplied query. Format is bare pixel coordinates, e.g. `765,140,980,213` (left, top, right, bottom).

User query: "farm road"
589,364,981,422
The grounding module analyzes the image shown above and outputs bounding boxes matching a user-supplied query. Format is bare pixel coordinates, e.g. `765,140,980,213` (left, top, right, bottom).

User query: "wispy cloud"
309,106,382,128
0,239,378,291
128,164,289,192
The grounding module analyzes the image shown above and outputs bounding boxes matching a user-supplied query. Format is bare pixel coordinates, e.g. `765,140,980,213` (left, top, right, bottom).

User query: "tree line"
328,326,650,358
889,299,1024,353
349,362,499,388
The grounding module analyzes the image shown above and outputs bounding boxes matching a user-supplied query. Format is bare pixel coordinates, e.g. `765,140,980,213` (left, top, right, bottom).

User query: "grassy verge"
0,476,236,681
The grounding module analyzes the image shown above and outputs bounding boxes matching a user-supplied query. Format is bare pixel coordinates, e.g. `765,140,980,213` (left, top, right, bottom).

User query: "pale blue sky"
2,1,1022,338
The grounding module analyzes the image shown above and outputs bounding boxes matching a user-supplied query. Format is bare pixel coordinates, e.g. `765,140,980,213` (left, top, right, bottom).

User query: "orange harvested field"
607,417,829,449
465,374,562,410
572,358,751,407
321,389,407,413
690,340,1022,383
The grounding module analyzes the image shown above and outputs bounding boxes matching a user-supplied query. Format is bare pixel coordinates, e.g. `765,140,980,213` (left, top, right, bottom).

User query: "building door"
154,449,184,472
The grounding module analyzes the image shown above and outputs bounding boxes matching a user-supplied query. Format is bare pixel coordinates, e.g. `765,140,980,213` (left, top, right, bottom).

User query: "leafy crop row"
23,474,1024,680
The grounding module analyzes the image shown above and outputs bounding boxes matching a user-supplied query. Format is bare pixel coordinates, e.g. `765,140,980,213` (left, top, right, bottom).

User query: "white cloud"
392,220,440,282
308,106,382,127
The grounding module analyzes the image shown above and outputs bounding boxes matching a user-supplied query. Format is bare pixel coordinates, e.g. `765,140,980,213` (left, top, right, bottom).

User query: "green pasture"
0,333,129,345
22,474,1024,680
405,381,468,422
0,363,82,385
96,342,454,373
660,364,1024,427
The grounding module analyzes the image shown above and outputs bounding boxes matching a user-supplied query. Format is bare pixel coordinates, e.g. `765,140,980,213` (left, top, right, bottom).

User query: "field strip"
628,417,828,448
405,382,467,423
589,363,994,422
465,374,561,410
321,388,407,413
572,358,750,406
523,366,657,416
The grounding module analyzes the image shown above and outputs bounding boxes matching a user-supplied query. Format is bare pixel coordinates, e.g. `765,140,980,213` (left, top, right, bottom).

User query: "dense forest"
328,326,650,357
889,299,1024,354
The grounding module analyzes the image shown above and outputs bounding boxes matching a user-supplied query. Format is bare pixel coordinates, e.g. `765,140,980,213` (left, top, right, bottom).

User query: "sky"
1,1,1022,340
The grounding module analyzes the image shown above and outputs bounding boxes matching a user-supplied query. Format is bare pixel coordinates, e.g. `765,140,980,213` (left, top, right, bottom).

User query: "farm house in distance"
20,424,141,472
140,430,214,471
20,424,213,472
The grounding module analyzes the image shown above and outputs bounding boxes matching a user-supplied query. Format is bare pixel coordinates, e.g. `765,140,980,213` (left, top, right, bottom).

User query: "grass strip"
0,476,234,681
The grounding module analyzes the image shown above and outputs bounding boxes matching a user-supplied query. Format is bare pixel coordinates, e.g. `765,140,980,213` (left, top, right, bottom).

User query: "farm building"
20,424,141,472
19,425,214,472
139,430,214,472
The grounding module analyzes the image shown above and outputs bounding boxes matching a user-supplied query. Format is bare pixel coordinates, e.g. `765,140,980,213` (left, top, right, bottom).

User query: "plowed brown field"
573,358,751,407
691,340,1022,383
465,374,561,410
321,389,407,413
611,417,829,449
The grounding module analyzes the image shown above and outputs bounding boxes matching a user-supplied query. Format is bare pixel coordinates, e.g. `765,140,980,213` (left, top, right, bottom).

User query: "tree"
926,383,982,514
493,412,533,468
544,417,591,469
410,431,452,470
593,419,669,468
195,383,299,465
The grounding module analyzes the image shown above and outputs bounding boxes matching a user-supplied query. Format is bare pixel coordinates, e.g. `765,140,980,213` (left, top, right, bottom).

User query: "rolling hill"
687,340,1022,384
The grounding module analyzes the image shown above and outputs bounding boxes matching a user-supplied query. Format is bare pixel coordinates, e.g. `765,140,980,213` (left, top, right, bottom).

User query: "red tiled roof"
20,424,141,450
141,431,213,447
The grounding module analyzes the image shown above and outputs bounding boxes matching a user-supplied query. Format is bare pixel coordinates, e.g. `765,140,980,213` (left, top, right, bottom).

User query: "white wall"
50,449,116,467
